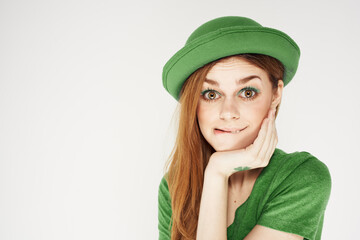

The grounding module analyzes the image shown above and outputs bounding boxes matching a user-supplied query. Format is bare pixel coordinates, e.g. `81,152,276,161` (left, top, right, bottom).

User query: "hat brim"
162,26,300,101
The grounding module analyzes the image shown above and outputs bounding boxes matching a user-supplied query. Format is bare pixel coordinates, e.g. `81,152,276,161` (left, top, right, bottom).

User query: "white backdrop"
0,0,359,239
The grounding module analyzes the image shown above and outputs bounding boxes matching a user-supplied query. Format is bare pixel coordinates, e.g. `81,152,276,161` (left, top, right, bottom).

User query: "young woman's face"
196,57,283,152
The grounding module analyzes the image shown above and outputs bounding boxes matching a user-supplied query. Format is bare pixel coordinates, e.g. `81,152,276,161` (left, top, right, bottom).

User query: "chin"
208,133,257,152
214,146,240,152
210,141,247,152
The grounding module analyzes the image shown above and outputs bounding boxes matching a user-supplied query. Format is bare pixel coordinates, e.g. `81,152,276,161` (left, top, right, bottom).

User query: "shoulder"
269,148,331,180
158,172,172,205
265,148,332,196
159,172,170,191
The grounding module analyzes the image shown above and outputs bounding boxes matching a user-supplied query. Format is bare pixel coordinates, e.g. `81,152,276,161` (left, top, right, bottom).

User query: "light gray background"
0,0,359,239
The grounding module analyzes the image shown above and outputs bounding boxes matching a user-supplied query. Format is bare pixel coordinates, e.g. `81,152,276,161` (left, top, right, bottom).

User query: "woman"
158,16,331,240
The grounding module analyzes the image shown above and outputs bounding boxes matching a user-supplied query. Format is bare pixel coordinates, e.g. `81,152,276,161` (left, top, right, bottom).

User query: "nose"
219,98,240,120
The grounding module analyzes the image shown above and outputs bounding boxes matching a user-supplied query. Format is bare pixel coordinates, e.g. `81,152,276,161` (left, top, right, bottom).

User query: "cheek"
248,102,269,117
197,103,216,128
240,100,271,126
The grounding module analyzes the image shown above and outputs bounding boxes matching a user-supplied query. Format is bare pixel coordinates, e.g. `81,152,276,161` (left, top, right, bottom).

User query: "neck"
228,168,262,193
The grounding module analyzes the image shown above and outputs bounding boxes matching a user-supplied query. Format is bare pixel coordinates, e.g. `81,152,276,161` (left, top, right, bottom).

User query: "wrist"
204,167,229,189
205,161,229,180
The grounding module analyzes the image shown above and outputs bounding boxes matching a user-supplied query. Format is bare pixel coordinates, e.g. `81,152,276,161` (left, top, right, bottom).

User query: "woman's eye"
239,87,259,100
241,89,255,98
204,90,219,100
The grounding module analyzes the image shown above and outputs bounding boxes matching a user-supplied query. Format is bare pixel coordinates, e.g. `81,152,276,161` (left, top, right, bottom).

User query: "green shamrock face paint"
234,166,251,171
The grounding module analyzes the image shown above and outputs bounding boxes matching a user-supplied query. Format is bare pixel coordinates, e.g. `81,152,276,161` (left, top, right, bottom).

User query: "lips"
214,127,246,134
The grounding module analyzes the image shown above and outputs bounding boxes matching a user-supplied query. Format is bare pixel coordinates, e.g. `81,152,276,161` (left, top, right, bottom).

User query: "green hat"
162,16,300,101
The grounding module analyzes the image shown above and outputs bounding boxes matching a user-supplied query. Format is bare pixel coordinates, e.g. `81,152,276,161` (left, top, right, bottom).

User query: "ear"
271,80,284,109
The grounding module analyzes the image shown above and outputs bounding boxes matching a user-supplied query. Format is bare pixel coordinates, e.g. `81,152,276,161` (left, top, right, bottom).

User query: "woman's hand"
206,108,278,179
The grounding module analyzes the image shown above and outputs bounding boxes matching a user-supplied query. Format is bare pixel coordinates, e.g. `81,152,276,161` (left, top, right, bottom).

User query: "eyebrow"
204,75,261,86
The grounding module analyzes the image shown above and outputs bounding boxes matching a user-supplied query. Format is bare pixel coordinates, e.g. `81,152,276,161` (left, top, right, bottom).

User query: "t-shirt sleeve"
158,175,172,240
257,156,332,240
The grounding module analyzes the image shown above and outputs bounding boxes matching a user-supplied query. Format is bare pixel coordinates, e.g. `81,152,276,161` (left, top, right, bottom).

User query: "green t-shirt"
158,148,331,240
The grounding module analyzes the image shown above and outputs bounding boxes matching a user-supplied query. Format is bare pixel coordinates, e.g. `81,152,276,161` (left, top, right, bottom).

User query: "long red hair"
163,54,284,239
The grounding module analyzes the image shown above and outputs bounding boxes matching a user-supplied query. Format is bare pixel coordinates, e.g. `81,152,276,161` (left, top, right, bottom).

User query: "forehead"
209,56,262,72
205,57,269,84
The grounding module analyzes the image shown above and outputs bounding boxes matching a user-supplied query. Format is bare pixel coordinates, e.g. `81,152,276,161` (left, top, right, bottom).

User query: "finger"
251,108,274,158
251,116,270,157
264,121,277,165
269,117,278,156
258,108,275,156
258,111,274,161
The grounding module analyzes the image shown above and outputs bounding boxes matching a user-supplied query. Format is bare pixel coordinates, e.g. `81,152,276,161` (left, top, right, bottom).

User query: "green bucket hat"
162,16,300,101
